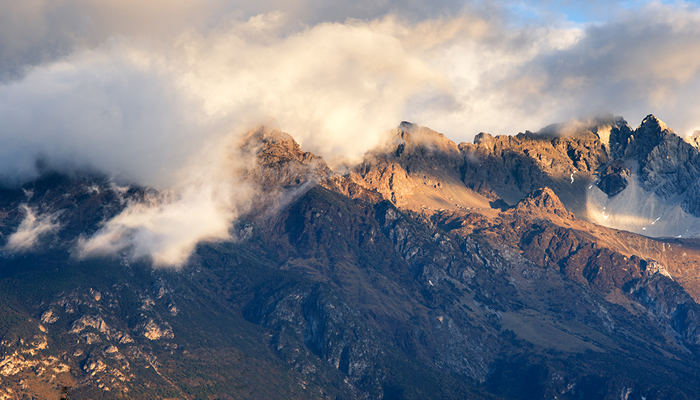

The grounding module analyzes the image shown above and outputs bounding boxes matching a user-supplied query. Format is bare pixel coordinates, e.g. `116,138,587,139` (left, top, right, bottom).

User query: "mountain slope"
2,119,700,399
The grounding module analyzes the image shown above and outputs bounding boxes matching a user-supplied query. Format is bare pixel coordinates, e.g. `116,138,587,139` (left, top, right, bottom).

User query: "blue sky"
504,0,700,23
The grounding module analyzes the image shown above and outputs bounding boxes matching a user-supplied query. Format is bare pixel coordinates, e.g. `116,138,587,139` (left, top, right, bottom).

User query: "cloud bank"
3,0,700,265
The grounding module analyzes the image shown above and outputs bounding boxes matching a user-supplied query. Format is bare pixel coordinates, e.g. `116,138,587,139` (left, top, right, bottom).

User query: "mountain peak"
392,122,460,155
399,120,415,130
241,127,331,191
640,114,669,132
473,132,496,147
609,114,675,161
511,187,574,219
243,128,304,164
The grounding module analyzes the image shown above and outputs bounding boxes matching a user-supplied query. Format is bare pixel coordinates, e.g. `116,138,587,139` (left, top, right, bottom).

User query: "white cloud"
78,132,256,266
0,0,467,82
0,42,214,186
4,205,60,252
0,12,460,184
403,2,700,140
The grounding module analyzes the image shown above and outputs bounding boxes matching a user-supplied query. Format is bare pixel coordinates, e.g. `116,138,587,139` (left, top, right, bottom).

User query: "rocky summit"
3,116,700,399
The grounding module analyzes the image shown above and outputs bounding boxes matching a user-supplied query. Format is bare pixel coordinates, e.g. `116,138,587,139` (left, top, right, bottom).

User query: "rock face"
339,115,700,239
335,116,620,219
328,121,490,212
242,127,332,190
459,117,615,215
682,180,700,216
596,159,630,197
3,118,700,399
609,115,700,206
510,187,574,220
575,115,700,237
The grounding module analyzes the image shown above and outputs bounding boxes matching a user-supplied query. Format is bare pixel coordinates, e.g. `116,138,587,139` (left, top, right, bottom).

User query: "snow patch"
586,162,700,238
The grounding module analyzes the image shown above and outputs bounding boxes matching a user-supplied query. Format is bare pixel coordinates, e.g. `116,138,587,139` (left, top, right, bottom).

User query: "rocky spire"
241,127,331,191
639,114,669,132
610,114,671,161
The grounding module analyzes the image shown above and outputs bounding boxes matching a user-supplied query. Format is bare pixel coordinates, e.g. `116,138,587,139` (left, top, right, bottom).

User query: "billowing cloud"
0,43,213,185
4,205,60,252
407,2,700,139
0,0,226,82
3,0,700,265
489,2,700,135
0,0,466,82
0,12,460,185
77,132,256,266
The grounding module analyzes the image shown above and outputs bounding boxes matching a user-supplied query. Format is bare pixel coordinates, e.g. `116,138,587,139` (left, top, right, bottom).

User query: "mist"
75,130,260,266
3,0,700,265
3,205,60,252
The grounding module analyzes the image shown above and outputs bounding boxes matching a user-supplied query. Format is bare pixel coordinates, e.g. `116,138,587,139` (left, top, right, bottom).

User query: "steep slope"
0,174,363,399
335,115,700,252
0,134,498,399
253,181,700,398
588,115,700,237
325,122,494,213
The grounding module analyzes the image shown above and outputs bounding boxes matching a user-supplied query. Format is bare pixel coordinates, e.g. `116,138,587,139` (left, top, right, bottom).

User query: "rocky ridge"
332,115,700,239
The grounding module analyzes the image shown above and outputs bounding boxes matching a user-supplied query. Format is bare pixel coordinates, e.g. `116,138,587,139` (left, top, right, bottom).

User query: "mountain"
2,117,700,399
463,114,700,238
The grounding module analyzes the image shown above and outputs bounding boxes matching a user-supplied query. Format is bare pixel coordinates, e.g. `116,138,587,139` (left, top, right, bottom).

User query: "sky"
2,0,700,265
2,0,700,182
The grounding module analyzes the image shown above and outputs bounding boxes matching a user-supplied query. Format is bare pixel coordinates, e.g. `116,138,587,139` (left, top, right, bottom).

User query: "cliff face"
585,115,700,236
326,122,492,213
242,127,332,191
460,119,614,216
334,117,617,218
3,118,700,399
608,115,700,203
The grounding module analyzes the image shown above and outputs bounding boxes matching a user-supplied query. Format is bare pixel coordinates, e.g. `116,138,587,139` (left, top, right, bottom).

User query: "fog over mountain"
3,1,700,184
3,0,700,266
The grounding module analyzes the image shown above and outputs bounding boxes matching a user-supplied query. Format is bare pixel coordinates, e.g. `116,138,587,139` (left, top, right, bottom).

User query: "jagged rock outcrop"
242,127,332,191
510,187,574,220
332,116,619,219
460,117,616,212
610,114,669,161
596,159,630,197
330,121,490,212
606,114,700,214
343,116,700,238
